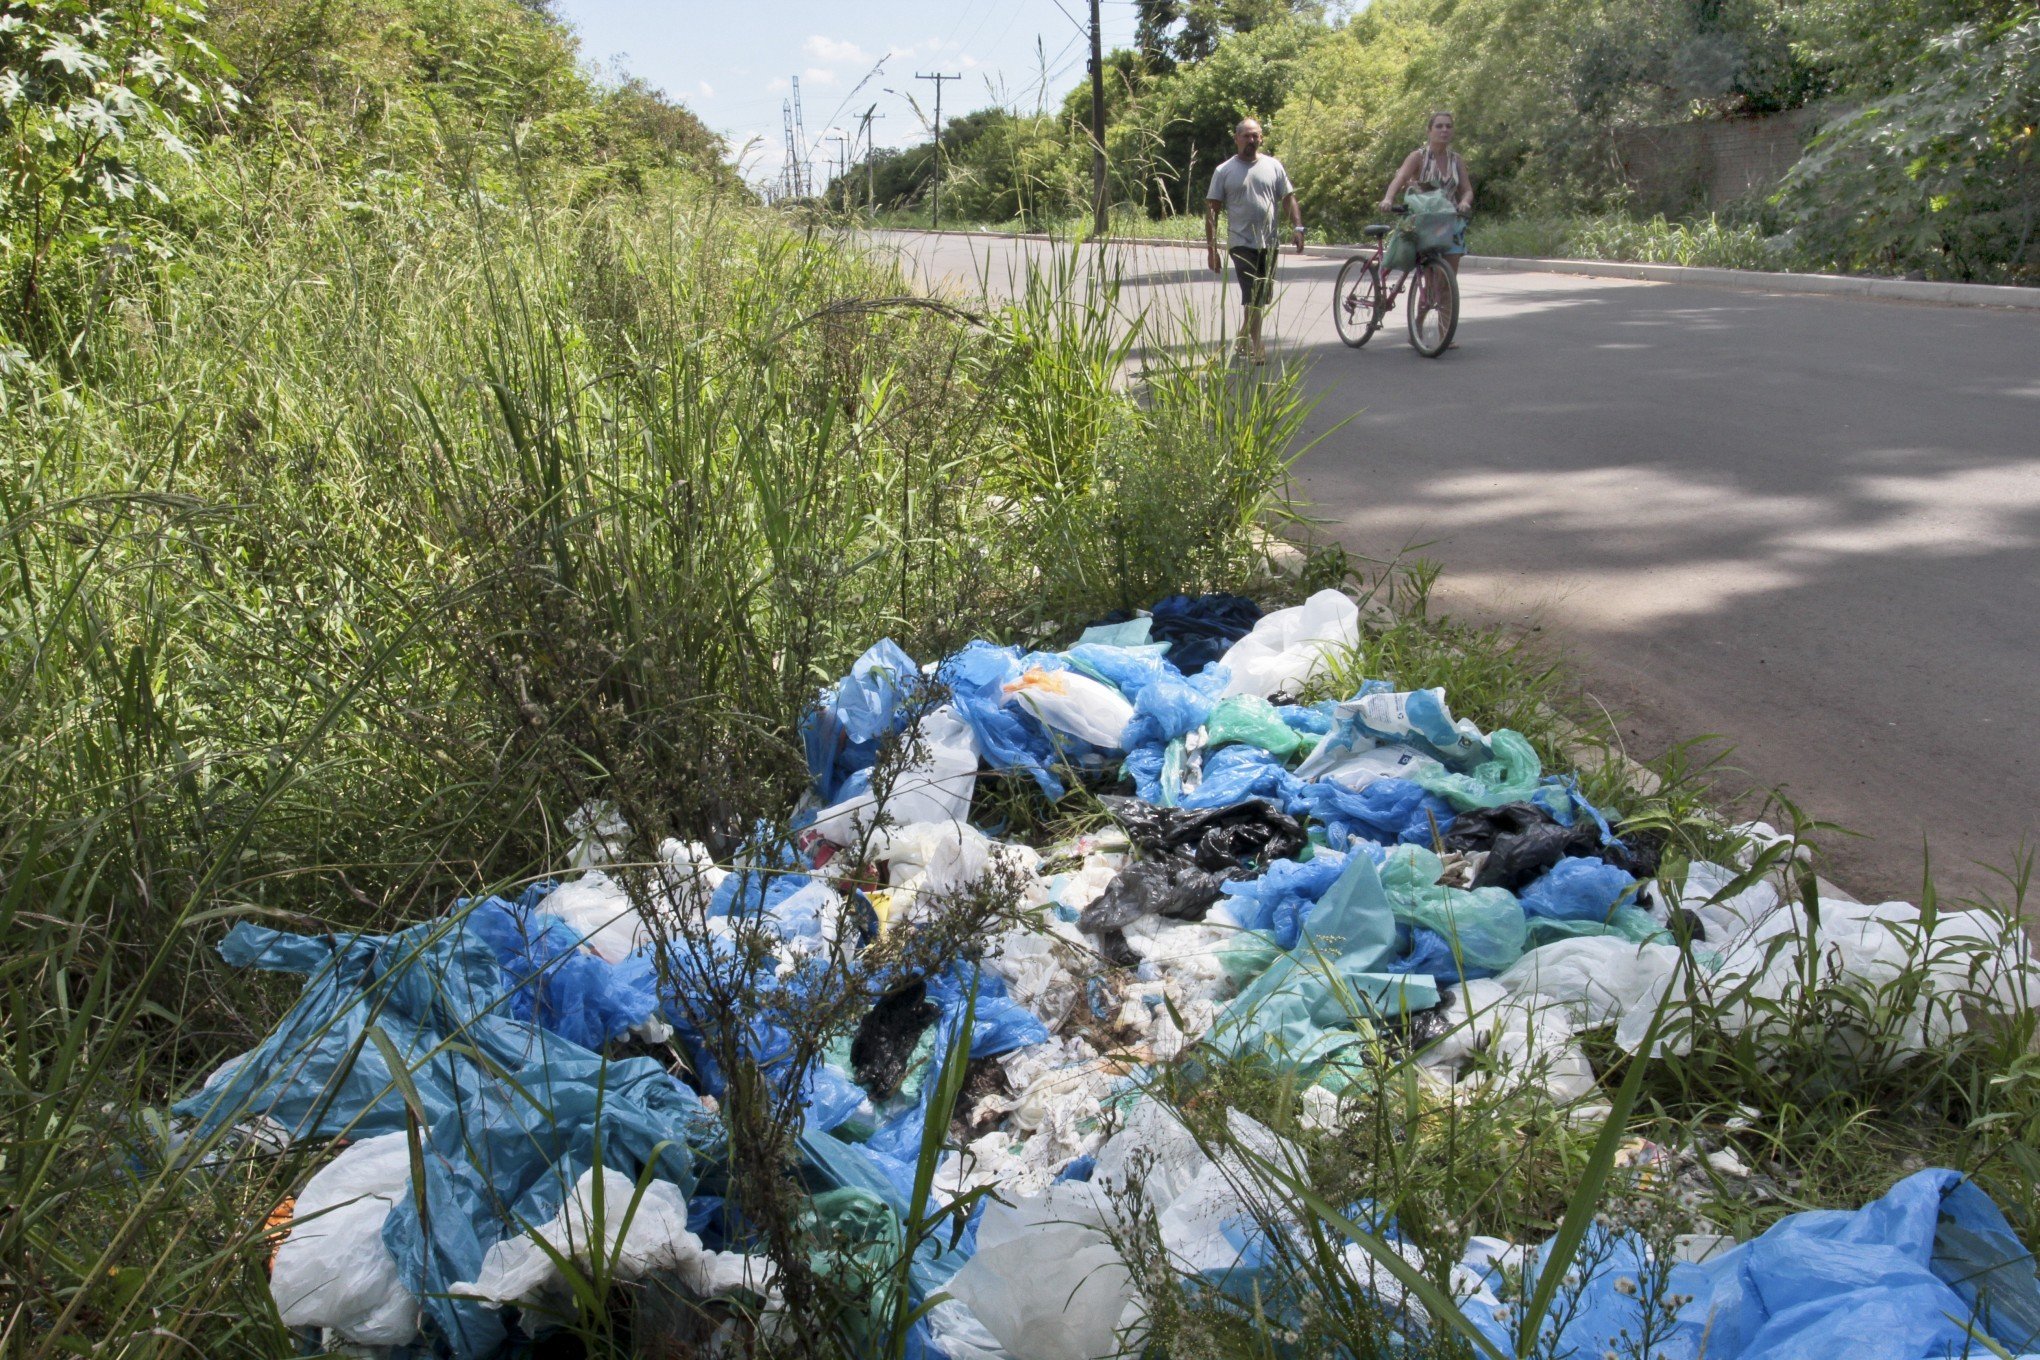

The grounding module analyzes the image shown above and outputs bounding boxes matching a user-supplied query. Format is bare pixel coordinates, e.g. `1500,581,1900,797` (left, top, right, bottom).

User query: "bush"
1775,15,2040,283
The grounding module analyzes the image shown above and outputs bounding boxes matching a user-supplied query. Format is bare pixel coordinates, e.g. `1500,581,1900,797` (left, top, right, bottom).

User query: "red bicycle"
1331,206,1462,357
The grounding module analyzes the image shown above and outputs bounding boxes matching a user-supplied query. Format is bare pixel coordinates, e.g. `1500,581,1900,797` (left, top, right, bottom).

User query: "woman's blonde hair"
1427,110,1455,130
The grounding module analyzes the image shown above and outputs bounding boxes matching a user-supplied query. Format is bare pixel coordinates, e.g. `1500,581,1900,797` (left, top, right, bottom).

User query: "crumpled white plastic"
1495,935,1687,1032
809,706,981,847
269,1132,422,1346
1120,912,1239,1005
1003,667,1137,749
451,1166,771,1309
565,800,631,869
947,1098,1308,1360
533,839,724,966
1216,588,1360,699
862,820,1044,924
945,1179,1141,1360
1413,979,1598,1105
984,915,1095,1028
1617,888,2037,1059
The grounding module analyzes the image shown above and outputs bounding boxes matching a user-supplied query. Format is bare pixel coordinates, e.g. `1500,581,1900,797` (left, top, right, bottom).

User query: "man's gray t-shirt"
1207,154,1295,249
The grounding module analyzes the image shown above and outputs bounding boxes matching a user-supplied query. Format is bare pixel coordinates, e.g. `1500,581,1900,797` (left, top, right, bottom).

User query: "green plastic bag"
1205,694,1316,760
1409,728,1544,810
1384,226,1417,273
1380,845,1530,972
1402,187,1461,255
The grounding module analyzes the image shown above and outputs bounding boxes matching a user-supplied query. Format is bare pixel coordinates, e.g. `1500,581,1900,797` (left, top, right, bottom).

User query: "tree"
1136,0,1324,65
1,0,237,330
1776,14,2039,281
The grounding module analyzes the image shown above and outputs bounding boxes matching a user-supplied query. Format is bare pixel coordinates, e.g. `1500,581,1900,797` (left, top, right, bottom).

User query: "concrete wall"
1615,109,1817,213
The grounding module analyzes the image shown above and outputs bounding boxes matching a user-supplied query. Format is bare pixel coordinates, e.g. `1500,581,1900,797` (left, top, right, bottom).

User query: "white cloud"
959,54,979,69
697,81,715,99
804,35,868,64
802,67,838,85
767,76,790,92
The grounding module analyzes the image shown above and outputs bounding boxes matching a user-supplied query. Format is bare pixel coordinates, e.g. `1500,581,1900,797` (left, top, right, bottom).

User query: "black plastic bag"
1443,801,1664,892
851,979,941,1098
1098,796,1307,873
1079,860,1225,934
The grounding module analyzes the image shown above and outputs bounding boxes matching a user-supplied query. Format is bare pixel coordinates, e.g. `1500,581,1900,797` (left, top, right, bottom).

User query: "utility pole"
1089,0,1108,239
825,131,848,213
782,97,800,200
859,104,881,217
916,71,960,230
791,75,810,197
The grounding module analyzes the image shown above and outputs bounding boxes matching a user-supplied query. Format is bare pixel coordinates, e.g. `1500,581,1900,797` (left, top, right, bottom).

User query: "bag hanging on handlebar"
1403,187,1461,255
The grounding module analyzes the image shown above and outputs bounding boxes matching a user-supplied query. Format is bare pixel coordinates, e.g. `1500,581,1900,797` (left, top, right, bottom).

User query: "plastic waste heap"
186,588,2040,1360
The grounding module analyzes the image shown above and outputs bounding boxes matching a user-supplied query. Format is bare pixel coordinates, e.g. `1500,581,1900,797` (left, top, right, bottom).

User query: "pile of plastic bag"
182,588,2040,1359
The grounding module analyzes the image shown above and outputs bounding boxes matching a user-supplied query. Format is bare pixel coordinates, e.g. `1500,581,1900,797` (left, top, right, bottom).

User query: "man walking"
1204,118,1304,365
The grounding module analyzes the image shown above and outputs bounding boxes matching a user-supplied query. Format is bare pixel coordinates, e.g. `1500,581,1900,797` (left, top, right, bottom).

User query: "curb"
1457,254,2040,310
877,228,2040,312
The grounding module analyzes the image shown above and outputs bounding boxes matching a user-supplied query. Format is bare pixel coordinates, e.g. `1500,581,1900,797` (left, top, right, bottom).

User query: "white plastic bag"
452,1167,769,1309
536,870,647,964
1003,668,1136,749
1217,588,1359,699
1496,937,1686,1031
809,706,980,846
864,820,1041,924
270,1133,422,1346
944,1181,1143,1360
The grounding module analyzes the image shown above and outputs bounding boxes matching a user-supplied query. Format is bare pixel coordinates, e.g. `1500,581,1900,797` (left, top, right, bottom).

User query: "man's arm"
1205,197,1223,273
1282,190,1304,253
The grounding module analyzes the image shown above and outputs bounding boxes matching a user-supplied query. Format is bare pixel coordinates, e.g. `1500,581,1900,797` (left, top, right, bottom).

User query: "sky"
552,1,1143,192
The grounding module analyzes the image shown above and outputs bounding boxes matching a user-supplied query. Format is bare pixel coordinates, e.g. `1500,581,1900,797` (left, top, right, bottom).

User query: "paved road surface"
874,232,2040,905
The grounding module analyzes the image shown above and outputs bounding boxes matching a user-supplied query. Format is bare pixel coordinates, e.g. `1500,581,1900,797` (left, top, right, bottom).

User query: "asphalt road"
873,231,2040,906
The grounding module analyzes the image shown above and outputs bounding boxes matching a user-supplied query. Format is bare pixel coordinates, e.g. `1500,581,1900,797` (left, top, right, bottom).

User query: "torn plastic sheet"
1453,1168,2040,1360
178,916,721,1357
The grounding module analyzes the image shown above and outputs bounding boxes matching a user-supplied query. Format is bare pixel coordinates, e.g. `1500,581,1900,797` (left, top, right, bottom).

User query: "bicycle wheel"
1332,256,1386,348
1406,258,1459,357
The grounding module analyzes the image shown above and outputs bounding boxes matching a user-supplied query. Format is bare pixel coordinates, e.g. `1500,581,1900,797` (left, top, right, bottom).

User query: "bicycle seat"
1363,224,1392,238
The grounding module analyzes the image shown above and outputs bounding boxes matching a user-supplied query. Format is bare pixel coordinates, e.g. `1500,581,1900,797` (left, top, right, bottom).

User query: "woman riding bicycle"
1380,111,1474,272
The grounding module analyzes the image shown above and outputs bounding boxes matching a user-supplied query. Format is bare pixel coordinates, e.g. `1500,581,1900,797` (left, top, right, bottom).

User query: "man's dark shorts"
1230,246,1276,308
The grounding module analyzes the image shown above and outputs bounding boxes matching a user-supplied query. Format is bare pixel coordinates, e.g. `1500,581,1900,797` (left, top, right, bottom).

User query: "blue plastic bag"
804,639,921,803
1293,776,1454,848
176,915,720,1358
1518,856,1637,923
1220,850,1353,948
1184,744,1305,810
1209,853,1441,1069
938,641,1069,798
1457,1169,2040,1360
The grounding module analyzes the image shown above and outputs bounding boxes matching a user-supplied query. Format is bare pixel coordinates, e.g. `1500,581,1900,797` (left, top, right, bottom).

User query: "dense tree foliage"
2,0,739,347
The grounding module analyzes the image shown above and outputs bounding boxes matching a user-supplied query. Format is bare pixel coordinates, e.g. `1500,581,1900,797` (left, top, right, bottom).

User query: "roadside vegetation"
5,1,2038,1358
850,0,2038,283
